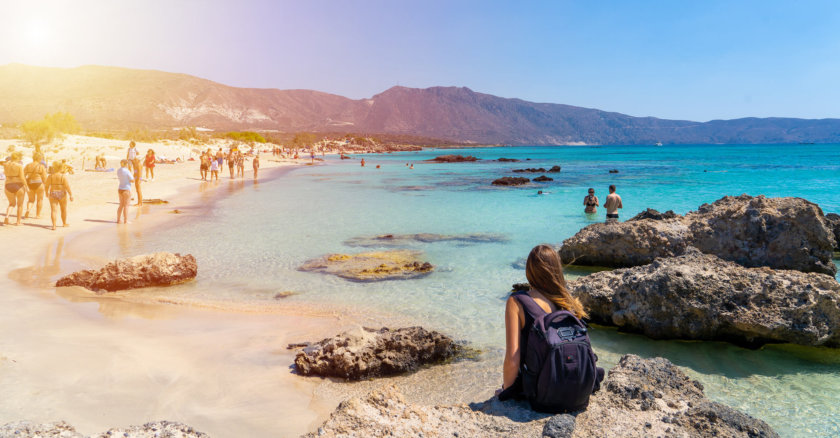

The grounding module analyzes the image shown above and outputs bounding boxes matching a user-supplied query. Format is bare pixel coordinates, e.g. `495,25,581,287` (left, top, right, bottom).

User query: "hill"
1,64,838,145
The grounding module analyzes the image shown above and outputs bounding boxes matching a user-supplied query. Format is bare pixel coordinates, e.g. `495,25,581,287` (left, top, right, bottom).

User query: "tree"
291,132,317,149
20,112,81,147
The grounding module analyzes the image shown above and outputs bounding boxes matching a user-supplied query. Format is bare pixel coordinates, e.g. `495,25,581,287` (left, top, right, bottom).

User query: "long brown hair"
525,244,587,319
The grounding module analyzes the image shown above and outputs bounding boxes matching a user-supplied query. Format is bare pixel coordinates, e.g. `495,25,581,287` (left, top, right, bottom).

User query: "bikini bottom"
5,182,23,193
49,190,66,201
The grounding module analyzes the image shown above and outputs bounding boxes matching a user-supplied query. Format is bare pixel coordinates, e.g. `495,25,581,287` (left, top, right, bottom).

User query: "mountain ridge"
1,64,838,145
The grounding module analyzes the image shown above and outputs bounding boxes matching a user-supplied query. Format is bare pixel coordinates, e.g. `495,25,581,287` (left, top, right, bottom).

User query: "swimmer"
604,185,623,223
583,188,599,214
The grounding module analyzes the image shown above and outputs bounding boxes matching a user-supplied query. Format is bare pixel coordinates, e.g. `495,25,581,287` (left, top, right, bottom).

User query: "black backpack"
514,291,604,413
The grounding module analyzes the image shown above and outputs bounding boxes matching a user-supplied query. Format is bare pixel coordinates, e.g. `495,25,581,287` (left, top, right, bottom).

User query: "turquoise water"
127,145,839,437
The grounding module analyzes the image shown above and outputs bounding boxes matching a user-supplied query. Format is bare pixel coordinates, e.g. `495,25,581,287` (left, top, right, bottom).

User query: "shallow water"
70,145,840,437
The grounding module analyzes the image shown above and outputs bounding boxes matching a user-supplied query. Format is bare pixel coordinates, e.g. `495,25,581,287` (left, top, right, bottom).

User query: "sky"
1,0,839,121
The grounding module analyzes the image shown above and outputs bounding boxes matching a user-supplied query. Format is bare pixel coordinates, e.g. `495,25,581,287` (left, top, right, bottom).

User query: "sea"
78,144,840,437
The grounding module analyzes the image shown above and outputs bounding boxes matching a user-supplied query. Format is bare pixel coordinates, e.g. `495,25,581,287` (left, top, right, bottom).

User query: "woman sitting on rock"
498,244,602,412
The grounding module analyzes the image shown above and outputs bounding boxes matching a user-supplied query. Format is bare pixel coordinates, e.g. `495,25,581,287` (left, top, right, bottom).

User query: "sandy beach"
0,135,366,436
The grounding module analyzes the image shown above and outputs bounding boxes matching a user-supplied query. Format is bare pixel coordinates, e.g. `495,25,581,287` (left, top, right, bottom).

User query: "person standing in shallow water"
116,159,133,224
604,184,623,222
44,161,74,230
583,188,599,215
252,154,260,180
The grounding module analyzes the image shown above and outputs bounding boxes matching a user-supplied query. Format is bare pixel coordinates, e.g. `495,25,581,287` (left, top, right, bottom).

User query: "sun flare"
24,19,50,46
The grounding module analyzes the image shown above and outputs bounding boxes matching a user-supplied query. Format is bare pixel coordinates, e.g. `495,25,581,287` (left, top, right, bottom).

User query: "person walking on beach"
583,188,599,215
236,151,245,178
227,149,236,179
44,161,74,230
199,152,210,180
604,185,623,222
209,156,219,181
144,149,156,180
24,152,48,219
116,159,133,224
133,158,143,206
126,141,138,172
252,154,260,180
3,151,29,225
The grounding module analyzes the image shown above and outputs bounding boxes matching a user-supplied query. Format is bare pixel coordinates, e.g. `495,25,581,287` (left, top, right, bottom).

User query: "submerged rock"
627,208,680,221
0,420,208,438
292,326,460,380
492,176,531,186
299,250,434,281
428,154,478,163
560,195,838,275
343,232,508,247
532,175,554,182
571,248,840,347
303,354,777,438
512,167,547,173
497,157,520,162
54,252,198,292
547,165,562,173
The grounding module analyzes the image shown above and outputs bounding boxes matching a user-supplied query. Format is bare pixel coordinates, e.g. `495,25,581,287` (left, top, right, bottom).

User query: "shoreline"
0,152,391,436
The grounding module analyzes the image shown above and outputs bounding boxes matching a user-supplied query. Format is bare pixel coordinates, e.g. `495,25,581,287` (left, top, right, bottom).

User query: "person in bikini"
144,149,156,180
252,154,260,180
132,158,143,206
3,151,29,225
44,161,74,230
583,188,599,215
116,159,133,224
24,152,48,219
604,184,623,223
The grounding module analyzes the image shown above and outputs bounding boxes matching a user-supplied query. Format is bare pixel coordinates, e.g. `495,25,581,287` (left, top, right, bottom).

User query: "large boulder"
292,327,461,380
570,248,840,347
299,250,434,281
492,177,531,186
560,195,837,275
559,220,690,267
302,354,777,438
685,195,836,274
627,208,680,221
55,252,197,292
824,213,840,250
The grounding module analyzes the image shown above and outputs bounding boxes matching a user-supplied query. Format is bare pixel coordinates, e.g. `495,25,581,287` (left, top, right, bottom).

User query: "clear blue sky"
2,0,839,121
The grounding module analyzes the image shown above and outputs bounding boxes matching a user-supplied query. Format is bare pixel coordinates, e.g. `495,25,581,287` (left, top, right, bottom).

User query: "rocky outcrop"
627,208,680,221
54,252,198,292
560,195,838,275
492,177,530,186
824,213,840,250
343,232,508,247
303,354,777,438
428,155,478,163
292,327,460,380
0,421,208,438
532,175,554,182
547,165,562,173
571,248,840,347
513,167,548,173
497,157,520,162
299,250,433,281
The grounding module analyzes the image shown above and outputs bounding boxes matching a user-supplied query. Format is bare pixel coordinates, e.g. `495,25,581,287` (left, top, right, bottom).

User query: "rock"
428,155,478,163
547,165,562,173
298,250,434,281
292,327,461,380
532,175,554,182
627,208,680,221
571,248,840,347
511,283,531,292
824,213,840,250
609,169,619,173
142,198,168,204
274,291,297,299
497,157,520,162
0,420,208,438
303,354,777,438
542,414,575,438
55,252,198,292
344,233,508,248
513,167,547,173
492,177,531,186
560,195,838,275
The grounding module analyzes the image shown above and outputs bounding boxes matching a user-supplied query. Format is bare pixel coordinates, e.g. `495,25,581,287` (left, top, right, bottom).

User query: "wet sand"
0,155,366,436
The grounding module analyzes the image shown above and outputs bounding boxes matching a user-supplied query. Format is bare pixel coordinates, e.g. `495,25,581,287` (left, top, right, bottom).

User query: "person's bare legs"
59,196,69,227
117,190,130,224
134,180,143,206
4,189,14,224
49,198,59,230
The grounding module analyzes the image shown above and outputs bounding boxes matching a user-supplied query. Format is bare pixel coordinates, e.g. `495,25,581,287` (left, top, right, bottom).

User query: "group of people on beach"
198,147,259,181
2,151,74,230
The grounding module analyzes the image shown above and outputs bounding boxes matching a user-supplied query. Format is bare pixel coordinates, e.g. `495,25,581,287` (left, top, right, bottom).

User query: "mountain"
1,64,839,145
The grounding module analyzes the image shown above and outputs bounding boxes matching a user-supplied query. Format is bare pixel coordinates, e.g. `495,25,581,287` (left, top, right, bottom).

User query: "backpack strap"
512,291,548,321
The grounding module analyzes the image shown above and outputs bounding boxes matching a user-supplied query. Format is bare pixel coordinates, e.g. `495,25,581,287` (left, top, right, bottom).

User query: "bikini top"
585,195,597,206
47,173,66,188
4,162,23,178
25,163,45,181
